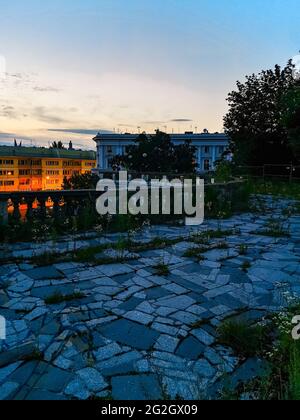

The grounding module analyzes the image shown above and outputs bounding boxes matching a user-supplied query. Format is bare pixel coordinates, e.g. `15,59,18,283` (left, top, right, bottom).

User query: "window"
46,161,59,166
204,146,210,154
204,159,210,171
18,159,30,166
31,160,42,166
0,159,14,165
63,160,81,167
107,146,113,154
218,146,224,154
46,170,60,175
4,181,14,186
19,180,31,186
19,170,31,175
0,170,14,176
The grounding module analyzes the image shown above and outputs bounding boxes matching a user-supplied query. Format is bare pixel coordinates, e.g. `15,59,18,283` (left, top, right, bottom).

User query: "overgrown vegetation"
247,179,300,201
217,320,270,359
253,219,290,238
45,292,86,305
153,263,171,277
218,300,300,400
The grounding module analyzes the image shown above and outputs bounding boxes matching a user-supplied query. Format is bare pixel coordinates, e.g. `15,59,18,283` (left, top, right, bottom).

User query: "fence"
234,164,300,182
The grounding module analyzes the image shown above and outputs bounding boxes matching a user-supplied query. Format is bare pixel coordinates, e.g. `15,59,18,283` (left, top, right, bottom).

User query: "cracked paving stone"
123,310,154,325
111,375,162,400
99,319,159,350
77,368,108,393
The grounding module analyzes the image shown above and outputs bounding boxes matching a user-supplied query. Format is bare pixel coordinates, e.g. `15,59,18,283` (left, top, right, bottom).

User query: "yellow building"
0,145,96,192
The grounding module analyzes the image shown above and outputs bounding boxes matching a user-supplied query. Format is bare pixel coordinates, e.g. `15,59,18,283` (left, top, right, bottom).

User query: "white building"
93,132,229,172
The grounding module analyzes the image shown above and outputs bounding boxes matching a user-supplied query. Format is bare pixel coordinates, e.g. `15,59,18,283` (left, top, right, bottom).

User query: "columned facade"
93,132,229,173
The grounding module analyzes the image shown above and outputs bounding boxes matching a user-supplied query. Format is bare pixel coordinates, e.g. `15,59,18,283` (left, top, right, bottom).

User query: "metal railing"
234,164,300,182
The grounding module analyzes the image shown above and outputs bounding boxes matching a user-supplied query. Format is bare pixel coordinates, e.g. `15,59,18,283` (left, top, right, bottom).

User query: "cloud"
0,105,19,119
170,118,193,122
33,86,61,93
33,107,69,124
142,121,166,125
48,128,114,135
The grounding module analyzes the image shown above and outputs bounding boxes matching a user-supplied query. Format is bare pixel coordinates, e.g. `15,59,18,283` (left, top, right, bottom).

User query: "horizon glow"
0,0,299,149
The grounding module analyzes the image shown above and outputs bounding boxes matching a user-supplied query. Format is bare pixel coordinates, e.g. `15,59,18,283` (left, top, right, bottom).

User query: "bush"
215,161,233,183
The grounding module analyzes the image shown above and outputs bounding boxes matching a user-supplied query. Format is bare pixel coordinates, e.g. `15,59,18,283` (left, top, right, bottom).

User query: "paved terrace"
0,196,299,400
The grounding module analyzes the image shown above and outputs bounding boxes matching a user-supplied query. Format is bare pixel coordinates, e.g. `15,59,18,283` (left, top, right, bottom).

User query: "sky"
0,0,299,149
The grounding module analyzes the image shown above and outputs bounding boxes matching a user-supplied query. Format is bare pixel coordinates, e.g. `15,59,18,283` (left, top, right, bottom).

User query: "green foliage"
255,219,290,238
241,260,251,272
110,130,196,174
281,84,300,162
184,246,207,260
154,263,170,277
224,61,296,165
30,251,62,267
51,141,65,149
217,320,269,358
238,244,248,255
215,161,233,183
247,179,300,200
246,303,300,400
45,292,86,305
63,172,99,190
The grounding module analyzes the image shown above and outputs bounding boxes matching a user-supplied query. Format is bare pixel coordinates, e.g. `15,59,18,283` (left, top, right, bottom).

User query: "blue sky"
0,0,298,148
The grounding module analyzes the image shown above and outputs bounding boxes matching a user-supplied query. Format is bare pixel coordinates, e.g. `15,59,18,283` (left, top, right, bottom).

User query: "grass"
73,244,110,262
242,303,300,400
192,229,236,241
45,292,86,305
238,244,248,255
183,246,207,261
241,261,251,272
248,179,300,201
216,300,300,400
216,242,229,250
23,349,44,362
30,251,65,266
217,320,270,358
255,220,290,238
153,263,171,277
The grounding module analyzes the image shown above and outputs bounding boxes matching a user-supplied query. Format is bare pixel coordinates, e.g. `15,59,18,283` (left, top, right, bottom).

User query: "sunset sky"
0,0,299,149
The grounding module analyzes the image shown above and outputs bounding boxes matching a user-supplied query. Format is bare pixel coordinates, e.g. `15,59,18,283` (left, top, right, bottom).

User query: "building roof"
93,132,229,142
0,146,96,160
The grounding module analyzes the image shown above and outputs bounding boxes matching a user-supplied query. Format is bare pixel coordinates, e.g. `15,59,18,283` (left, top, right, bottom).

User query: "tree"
51,141,65,149
63,173,99,190
224,61,296,165
110,130,196,173
281,82,300,162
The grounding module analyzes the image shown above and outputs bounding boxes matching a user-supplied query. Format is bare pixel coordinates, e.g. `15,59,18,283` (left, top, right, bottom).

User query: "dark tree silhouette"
63,173,99,190
51,141,65,149
224,60,296,165
110,130,196,173
281,81,300,162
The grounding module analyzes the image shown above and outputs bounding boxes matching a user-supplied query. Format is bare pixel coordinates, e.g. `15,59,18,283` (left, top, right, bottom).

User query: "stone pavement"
0,195,299,400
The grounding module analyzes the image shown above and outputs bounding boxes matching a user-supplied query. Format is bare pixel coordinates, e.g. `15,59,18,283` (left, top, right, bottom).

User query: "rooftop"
93,132,229,142
0,146,96,160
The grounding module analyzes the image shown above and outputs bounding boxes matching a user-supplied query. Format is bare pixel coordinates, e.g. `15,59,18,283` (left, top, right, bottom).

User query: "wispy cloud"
48,128,113,135
33,107,69,124
170,118,193,122
0,105,19,119
33,86,61,93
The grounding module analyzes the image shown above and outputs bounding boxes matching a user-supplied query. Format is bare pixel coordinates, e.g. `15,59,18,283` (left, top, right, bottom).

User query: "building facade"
0,146,96,192
93,132,229,173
